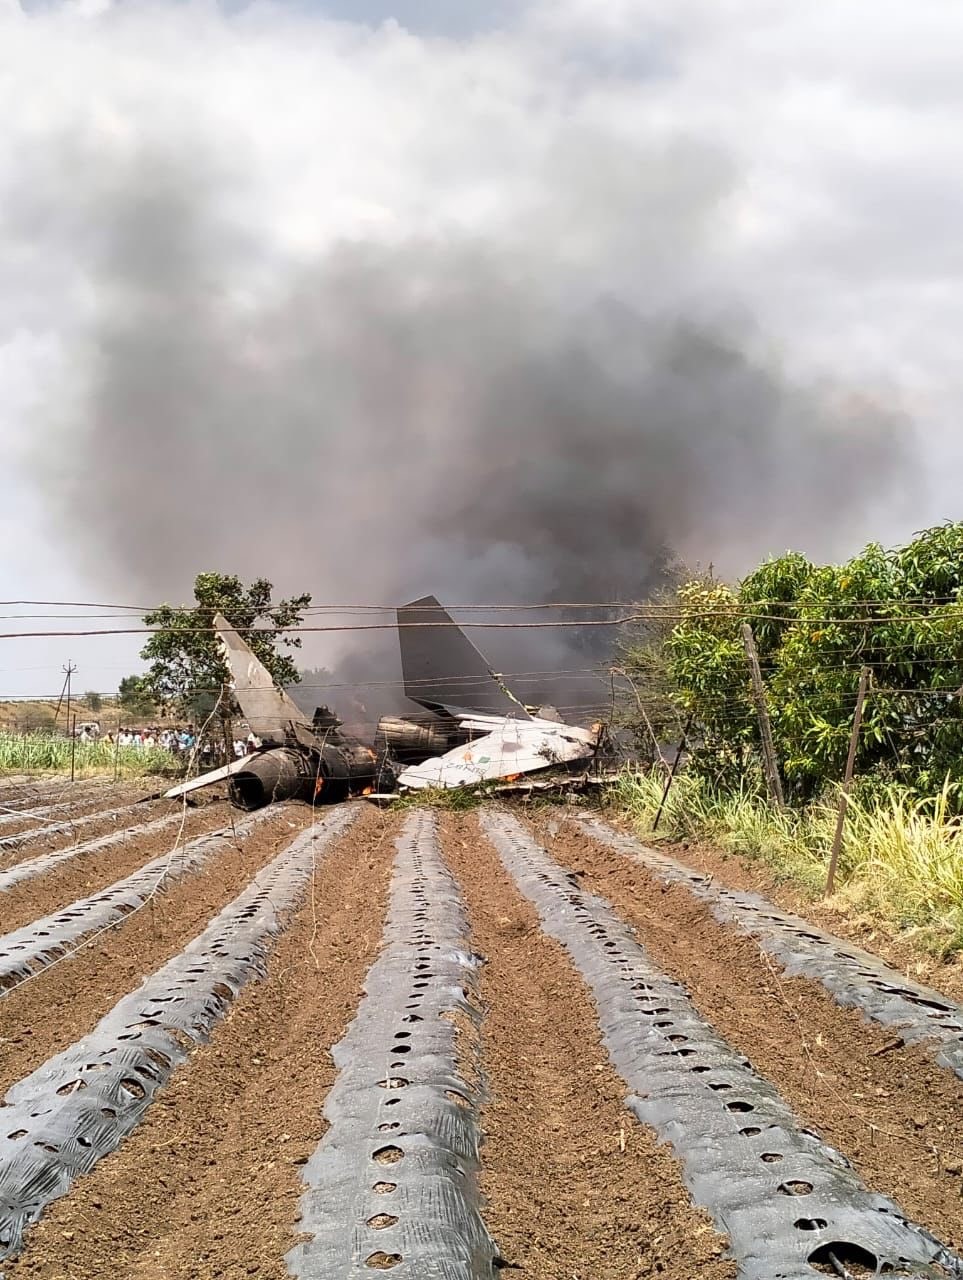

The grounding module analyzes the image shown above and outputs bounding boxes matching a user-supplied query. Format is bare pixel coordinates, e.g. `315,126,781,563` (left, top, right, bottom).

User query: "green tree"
665,524,963,803
84,690,103,712
118,675,156,719
139,573,312,730
614,578,691,762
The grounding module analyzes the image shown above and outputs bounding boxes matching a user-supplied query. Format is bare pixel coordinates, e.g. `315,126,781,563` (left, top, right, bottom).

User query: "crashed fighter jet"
164,614,383,809
384,596,601,791
165,597,601,809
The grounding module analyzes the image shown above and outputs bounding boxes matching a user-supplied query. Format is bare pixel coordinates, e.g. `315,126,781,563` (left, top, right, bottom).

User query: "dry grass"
611,769,963,957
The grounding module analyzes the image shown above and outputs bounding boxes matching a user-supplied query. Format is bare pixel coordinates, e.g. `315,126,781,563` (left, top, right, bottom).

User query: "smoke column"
1,3,912,702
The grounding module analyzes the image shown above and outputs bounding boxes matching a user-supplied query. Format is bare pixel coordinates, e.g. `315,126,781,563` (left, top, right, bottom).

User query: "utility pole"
53,663,73,729
61,661,76,734
825,667,870,896
62,662,77,782
741,624,785,809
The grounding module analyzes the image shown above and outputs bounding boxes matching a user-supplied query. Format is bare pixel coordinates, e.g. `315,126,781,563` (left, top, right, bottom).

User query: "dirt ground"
444,812,736,1280
535,812,963,1250
0,802,230,934
0,796,175,867
0,805,310,1094
0,790,961,1279
4,803,398,1280
599,808,963,1006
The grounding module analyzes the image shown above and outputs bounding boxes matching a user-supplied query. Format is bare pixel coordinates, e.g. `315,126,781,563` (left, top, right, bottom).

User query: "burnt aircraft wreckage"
165,596,603,810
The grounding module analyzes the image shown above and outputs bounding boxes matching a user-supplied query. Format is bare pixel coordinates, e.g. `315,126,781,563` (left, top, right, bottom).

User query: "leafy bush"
662,524,963,802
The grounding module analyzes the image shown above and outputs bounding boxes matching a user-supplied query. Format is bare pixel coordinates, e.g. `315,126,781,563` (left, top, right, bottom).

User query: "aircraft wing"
396,716,597,790
398,595,531,719
164,754,254,801
214,612,313,744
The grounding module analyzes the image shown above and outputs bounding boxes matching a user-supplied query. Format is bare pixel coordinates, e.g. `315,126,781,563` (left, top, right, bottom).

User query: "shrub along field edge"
610,768,963,959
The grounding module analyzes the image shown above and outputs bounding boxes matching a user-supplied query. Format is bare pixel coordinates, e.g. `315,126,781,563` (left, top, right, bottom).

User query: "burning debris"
165,595,604,809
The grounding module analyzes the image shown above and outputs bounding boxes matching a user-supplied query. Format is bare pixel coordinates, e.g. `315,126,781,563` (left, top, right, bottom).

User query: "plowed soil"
4,803,398,1280
0,786,160,824
0,802,230,934
0,805,310,1093
1,787,961,1280
0,778,128,809
443,812,736,1280
0,788,172,860
0,786,159,844
536,813,963,1250
601,812,963,1006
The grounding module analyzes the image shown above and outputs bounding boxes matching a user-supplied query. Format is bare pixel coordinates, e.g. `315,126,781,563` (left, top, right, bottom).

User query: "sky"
1,0,960,698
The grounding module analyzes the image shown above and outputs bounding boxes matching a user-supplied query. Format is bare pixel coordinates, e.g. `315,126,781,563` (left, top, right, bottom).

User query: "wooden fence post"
742,623,785,809
653,715,693,832
825,666,870,896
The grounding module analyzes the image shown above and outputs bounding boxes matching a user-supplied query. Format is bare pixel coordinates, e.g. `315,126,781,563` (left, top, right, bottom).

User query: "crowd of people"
101,726,197,753
87,724,264,769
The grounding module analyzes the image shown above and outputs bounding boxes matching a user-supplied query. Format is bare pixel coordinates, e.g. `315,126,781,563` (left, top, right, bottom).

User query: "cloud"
0,0,952,690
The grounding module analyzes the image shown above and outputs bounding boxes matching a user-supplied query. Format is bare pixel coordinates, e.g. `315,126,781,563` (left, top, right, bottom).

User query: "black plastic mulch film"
0,805,358,1261
0,809,191,895
0,801,147,852
288,808,499,1279
578,816,963,1083
0,800,76,830
0,807,281,994
482,809,963,1280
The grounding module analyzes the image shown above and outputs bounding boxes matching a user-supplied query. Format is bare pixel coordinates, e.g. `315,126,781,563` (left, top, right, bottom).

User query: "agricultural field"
0,777,961,1279
0,731,176,781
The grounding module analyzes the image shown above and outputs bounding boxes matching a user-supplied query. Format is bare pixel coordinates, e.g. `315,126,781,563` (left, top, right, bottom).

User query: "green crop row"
0,732,177,779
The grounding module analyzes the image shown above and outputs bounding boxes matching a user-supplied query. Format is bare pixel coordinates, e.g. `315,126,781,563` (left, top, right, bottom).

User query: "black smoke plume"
26,142,910,717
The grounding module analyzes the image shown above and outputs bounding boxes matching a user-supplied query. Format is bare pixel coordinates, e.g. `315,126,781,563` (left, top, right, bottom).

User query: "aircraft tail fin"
397,596,530,719
214,612,313,743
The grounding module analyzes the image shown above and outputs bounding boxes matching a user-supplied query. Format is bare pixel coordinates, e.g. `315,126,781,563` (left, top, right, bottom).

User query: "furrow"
0,802,77,830
0,804,359,1261
0,801,153,852
579,817,963,1081
0,808,278,993
288,808,498,1280
482,808,963,1280
0,783,127,812
0,808,193,894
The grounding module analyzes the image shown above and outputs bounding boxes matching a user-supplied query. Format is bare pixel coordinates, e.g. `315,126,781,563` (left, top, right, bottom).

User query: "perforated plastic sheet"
0,801,152,852
578,817,963,1082
0,806,280,994
288,808,498,1279
0,801,77,830
483,809,963,1280
0,805,358,1261
0,809,193,894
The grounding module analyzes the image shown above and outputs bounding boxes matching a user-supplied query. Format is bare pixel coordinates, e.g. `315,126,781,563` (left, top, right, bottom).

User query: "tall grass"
0,732,177,780
611,768,963,956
